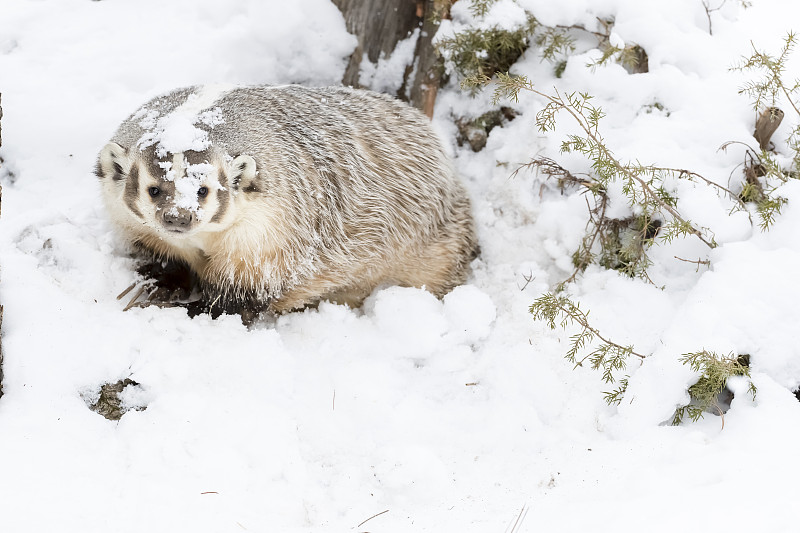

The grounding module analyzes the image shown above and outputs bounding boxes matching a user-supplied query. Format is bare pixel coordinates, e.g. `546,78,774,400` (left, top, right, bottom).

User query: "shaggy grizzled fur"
96,85,478,313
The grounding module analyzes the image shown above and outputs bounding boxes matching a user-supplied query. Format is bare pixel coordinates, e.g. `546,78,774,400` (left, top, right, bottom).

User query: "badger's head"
96,142,257,238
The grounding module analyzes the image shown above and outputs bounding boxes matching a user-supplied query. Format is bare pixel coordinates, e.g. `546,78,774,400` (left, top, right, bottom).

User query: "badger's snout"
162,210,194,232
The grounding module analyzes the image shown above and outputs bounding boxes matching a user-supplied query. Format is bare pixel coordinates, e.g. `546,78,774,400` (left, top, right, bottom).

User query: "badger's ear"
230,154,257,190
96,142,130,180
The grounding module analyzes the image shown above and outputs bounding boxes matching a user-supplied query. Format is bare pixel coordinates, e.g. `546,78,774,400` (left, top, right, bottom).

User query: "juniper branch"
531,293,647,360
647,166,746,210
548,87,716,248
487,74,716,249
672,350,757,425
734,33,800,118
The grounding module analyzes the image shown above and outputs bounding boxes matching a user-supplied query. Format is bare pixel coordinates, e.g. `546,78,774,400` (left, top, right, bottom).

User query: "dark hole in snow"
714,388,735,414
128,259,268,324
85,378,146,421
456,107,518,152
136,259,196,301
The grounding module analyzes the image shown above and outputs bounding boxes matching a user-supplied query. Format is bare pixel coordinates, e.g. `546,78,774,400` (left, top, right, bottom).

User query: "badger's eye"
198,186,209,198
148,186,161,197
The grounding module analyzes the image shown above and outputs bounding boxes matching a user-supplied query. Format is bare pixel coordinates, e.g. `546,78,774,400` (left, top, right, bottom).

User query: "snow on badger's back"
96,85,478,313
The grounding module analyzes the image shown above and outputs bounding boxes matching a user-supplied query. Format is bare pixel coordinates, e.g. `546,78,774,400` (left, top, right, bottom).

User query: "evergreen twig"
530,293,645,405
672,351,757,425
484,75,717,249
476,73,723,284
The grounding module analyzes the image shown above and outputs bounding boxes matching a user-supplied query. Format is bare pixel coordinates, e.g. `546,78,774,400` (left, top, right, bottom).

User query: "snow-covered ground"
1,0,800,531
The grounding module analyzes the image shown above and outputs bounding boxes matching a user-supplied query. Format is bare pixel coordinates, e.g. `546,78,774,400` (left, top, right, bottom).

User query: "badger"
96,84,478,314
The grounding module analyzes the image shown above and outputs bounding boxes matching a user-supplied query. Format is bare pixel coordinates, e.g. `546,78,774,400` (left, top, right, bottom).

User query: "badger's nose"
162,210,193,230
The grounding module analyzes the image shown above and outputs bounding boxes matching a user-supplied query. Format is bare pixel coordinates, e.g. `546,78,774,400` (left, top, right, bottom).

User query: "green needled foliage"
467,0,497,18
530,293,643,406
734,32,800,121
672,352,757,425
437,15,540,86
531,294,759,420
448,7,775,424
731,32,800,229
468,73,726,285
435,1,574,84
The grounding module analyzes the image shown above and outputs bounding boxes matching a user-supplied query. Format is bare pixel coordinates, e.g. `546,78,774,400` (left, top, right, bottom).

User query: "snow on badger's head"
135,86,228,158
96,85,258,239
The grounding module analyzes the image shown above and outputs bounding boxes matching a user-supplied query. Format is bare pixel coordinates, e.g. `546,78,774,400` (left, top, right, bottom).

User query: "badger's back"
99,85,477,313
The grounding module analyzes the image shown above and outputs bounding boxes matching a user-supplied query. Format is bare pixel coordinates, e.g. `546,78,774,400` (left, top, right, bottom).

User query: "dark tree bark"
333,0,420,88
754,107,784,151
332,0,451,117
0,304,3,399
408,0,449,117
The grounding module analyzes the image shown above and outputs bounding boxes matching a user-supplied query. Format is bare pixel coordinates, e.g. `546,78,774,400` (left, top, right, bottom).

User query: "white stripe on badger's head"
174,84,235,116
136,84,233,159
144,149,232,235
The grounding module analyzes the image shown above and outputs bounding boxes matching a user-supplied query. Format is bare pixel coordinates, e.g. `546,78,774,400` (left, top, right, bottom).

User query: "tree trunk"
332,0,450,117
407,0,449,117
333,0,420,88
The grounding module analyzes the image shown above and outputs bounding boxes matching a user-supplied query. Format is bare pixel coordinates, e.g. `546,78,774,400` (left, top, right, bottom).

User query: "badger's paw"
118,259,200,311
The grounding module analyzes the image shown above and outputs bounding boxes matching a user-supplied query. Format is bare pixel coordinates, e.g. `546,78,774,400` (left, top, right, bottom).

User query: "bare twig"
554,22,607,41
357,509,389,528
712,400,726,431
507,504,529,533
559,193,608,287
519,157,598,189
648,166,746,209
674,255,711,272
518,270,535,291
701,0,728,36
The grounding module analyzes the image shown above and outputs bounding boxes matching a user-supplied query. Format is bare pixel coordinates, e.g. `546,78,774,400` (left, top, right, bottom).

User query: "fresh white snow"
1,0,800,532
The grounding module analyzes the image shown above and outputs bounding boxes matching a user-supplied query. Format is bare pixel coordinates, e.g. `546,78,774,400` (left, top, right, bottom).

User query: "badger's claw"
116,259,200,312
121,284,149,311
125,299,181,310
119,281,201,311
116,282,138,301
